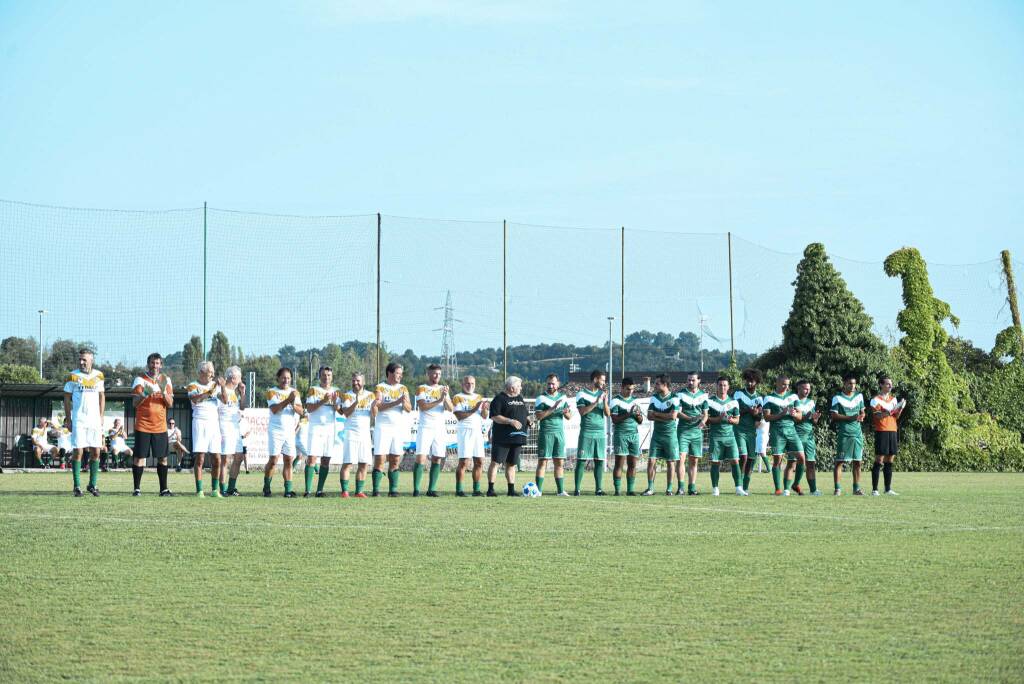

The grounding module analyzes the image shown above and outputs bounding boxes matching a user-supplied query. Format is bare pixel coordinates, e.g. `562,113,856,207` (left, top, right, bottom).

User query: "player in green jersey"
675,371,709,495
534,374,572,495
761,375,804,495
790,379,822,495
643,374,680,495
830,374,866,495
733,368,766,492
610,377,644,495
706,377,744,496
574,370,611,495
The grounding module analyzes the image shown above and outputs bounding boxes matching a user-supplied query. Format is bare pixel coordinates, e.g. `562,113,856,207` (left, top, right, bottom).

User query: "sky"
1,1,1022,362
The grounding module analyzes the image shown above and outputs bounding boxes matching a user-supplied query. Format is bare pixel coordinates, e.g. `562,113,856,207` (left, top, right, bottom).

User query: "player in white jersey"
305,366,341,498
62,349,106,496
56,417,73,462
187,361,223,498
339,372,375,498
373,362,412,497
218,365,246,496
452,375,489,497
415,364,454,497
263,367,305,498
107,418,133,465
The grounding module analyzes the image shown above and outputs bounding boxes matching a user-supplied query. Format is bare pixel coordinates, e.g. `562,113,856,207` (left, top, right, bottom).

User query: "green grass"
1,470,1022,682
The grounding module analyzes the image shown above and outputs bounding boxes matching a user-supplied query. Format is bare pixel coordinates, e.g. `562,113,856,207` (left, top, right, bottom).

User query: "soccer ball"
522,482,541,497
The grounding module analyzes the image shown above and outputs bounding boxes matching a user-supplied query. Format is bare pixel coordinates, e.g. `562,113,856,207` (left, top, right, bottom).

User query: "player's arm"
401,387,412,412
62,392,72,428
611,410,631,425
577,396,601,416
442,387,454,412
99,387,105,417
162,378,174,408
480,400,490,419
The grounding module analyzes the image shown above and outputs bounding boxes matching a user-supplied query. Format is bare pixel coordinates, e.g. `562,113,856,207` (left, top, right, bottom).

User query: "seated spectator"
31,418,60,468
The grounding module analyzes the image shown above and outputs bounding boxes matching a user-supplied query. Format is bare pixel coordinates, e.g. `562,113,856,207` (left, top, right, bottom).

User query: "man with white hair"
62,348,105,496
187,360,223,497
486,375,532,497
219,365,246,496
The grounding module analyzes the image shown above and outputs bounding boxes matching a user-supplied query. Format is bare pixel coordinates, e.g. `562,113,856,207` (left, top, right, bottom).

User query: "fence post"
503,219,508,380
376,212,382,384
620,225,625,378
728,231,735,366
202,201,208,359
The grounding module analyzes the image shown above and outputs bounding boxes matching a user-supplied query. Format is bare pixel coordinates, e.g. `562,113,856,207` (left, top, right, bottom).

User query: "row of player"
59,350,906,498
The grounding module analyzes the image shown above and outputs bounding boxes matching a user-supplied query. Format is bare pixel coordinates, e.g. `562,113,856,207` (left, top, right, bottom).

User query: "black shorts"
491,444,522,467
874,431,898,457
135,431,169,463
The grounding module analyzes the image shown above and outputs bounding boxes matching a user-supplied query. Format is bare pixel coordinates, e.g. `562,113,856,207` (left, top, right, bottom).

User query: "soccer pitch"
1,472,1021,682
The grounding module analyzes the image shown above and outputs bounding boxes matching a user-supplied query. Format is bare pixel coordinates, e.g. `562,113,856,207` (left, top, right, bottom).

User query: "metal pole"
620,226,625,379
376,212,382,383
608,315,614,462
37,309,45,378
203,201,208,359
503,219,508,380
727,231,736,366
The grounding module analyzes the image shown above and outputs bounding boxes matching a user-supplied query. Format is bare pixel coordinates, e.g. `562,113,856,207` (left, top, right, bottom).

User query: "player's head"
742,368,762,390
226,365,242,384
687,371,700,390
716,376,730,395
504,375,522,396
77,348,94,372
146,352,163,374
276,367,292,388
426,364,441,384
774,374,790,392
621,377,634,396
351,372,364,391
795,379,811,398
113,417,122,426
385,362,403,383
843,373,858,392
198,360,214,381
878,375,893,394
590,369,606,390
654,374,670,393
545,373,560,393
318,365,333,386
37,417,47,427
461,374,475,392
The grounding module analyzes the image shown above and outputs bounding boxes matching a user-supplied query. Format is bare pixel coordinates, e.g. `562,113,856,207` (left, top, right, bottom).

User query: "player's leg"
154,432,171,496
427,455,443,496
643,447,658,495
387,453,401,497
833,439,846,494
317,456,332,496
803,439,818,495
372,452,386,496
86,447,101,495
535,457,548,494
472,457,484,496
504,446,519,496
592,436,606,495
282,454,296,496
883,453,897,494
612,453,624,496
413,451,427,497
71,447,84,494
708,441,721,496
132,431,150,495
304,455,317,496
626,453,638,495
340,461,352,497
686,454,699,495
193,451,206,496
851,443,864,494
355,461,369,497
455,453,468,496
486,452,500,496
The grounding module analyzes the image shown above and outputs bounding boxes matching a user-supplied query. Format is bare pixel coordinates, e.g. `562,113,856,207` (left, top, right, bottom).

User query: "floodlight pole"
203,201,208,359
37,309,46,378
620,226,625,379
376,212,382,383
503,219,508,380
727,231,736,366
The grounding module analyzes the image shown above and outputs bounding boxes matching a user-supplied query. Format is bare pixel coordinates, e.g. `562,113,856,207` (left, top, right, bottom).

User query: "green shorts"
537,431,564,460
677,429,703,458
796,433,816,462
735,428,756,458
613,431,640,457
769,427,803,456
835,434,863,462
576,432,606,461
708,434,739,462
649,433,679,461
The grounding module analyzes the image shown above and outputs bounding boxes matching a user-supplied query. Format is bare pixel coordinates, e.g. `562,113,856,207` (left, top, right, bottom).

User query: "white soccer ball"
523,482,541,497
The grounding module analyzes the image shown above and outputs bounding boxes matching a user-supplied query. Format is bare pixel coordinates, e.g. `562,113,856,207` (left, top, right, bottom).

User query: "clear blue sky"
1,1,1022,362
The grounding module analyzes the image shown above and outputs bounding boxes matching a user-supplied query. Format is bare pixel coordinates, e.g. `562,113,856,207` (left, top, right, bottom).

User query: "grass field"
1,470,1022,683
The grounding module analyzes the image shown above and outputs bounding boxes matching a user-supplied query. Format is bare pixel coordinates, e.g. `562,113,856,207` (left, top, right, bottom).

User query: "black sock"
487,482,495,493
883,462,893,491
507,483,515,495
132,465,143,489
157,463,169,491
871,462,881,491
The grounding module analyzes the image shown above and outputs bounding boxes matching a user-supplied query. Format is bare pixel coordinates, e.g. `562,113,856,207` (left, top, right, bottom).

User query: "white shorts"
457,429,485,460
755,430,768,455
110,438,129,454
268,426,297,457
58,435,72,451
308,424,336,457
192,419,221,454
295,427,311,457
343,434,373,465
415,426,448,458
219,421,244,454
32,439,52,452
373,424,408,456
71,425,102,450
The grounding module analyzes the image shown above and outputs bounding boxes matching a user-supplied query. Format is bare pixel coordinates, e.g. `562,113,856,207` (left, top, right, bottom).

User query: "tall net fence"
0,199,1019,383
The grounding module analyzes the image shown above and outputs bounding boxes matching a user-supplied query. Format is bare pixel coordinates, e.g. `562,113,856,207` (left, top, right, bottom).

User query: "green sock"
341,478,349,493
355,479,364,494
314,464,320,475
710,463,720,488
428,462,441,492
89,460,99,488
593,460,604,492
72,460,81,488
389,469,399,493
784,477,792,491
472,479,481,494
771,466,782,491
211,477,219,493
316,465,330,493
613,476,622,495
284,480,293,494
555,476,565,494
808,476,817,493
304,464,315,494
835,481,841,492
647,474,655,492
413,463,424,493
228,477,237,492
574,460,585,492
536,476,544,493
626,475,635,494
853,482,862,493
730,462,741,487
760,455,771,470
794,462,805,487
688,482,696,494
263,475,272,493
372,469,383,494
196,478,203,493
742,464,751,490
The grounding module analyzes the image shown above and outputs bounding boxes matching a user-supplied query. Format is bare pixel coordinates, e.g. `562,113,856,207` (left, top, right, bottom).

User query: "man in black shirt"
487,375,533,497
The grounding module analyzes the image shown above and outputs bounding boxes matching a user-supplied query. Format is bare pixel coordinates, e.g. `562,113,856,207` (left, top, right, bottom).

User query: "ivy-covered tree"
758,243,888,394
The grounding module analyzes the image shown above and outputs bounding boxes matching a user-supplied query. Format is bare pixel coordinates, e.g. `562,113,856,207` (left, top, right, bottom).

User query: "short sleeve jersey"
266,386,300,431
374,382,409,427
218,387,241,422
306,385,339,426
490,392,528,446
415,384,448,430
535,392,569,435
831,392,865,439
792,396,816,438
675,389,709,434
63,369,105,429
342,389,374,438
648,392,680,438
762,392,797,432
453,392,485,432
32,426,49,444
610,395,640,437
187,380,219,422
132,373,173,434
870,394,899,432
575,388,606,434
732,389,762,432
706,395,739,440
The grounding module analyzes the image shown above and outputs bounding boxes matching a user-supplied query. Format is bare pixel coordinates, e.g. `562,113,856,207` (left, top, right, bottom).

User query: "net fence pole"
727,231,735,366
376,212,382,383
203,201,208,359
620,225,625,379
503,219,508,380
